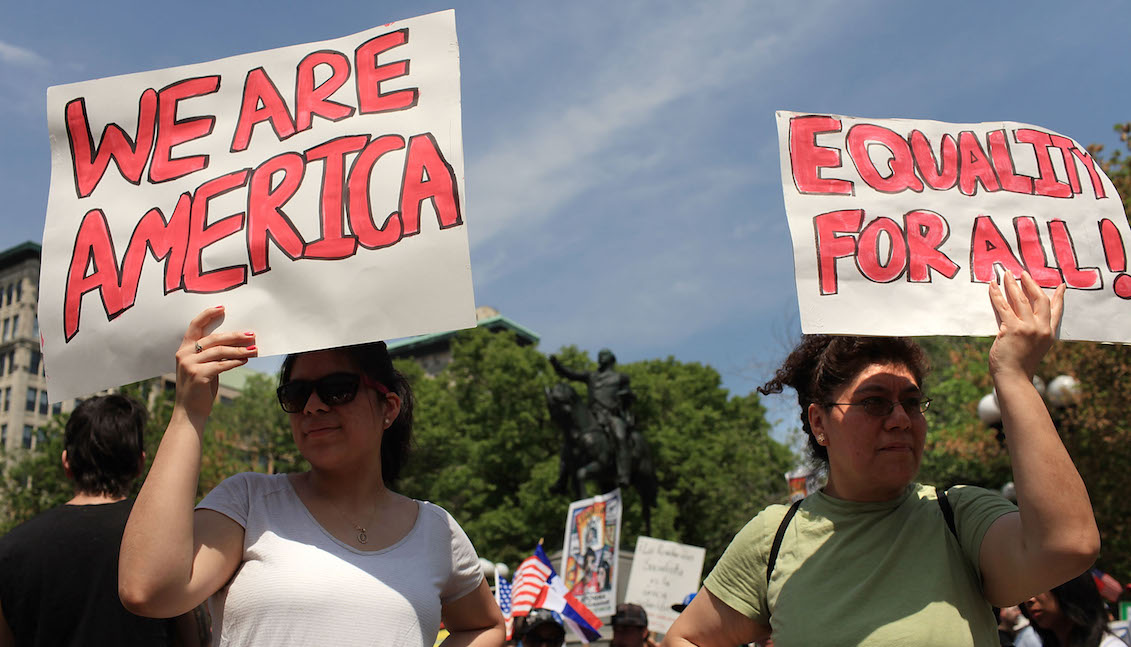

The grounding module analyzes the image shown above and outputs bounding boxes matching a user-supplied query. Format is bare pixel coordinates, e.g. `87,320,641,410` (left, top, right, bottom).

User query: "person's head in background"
62,394,147,500
519,608,565,647
1025,571,1110,647
611,603,650,647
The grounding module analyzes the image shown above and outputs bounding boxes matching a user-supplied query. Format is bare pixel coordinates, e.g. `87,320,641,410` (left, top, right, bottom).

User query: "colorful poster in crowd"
561,489,622,618
776,111,1131,341
623,536,706,635
39,10,474,401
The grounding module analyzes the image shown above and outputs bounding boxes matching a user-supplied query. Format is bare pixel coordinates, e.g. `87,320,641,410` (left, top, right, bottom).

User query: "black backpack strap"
766,499,803,585
936,486,959,541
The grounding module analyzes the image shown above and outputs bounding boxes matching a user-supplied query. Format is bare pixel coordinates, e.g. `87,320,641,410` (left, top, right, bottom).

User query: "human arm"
119,306,256,617
549,355,587,382
439,579,505,647
661,587,770,647
978,272,1100,606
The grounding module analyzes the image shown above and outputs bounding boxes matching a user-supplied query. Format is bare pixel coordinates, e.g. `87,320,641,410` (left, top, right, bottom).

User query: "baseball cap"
672,592,696,612
611,603,648,627
523,608,565,643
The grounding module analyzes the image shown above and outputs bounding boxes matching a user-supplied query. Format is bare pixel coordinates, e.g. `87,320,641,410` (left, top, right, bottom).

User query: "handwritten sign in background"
777,111,1131,341
623,536,706,636
40,10,474,402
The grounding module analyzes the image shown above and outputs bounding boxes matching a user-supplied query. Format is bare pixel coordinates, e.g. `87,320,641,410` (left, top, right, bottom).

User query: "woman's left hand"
987,271,1064,380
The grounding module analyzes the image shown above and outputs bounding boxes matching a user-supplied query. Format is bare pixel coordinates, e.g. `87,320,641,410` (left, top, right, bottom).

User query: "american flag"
495,575,514,639
509,548,553,618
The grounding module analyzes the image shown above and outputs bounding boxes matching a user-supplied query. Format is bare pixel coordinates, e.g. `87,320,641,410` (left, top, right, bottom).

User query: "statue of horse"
546,382,657,535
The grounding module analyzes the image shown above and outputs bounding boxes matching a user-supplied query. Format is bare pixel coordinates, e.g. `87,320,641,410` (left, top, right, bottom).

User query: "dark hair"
64,394,148,498
1029,572,1109,647
758,335,928,465
280,341,415,487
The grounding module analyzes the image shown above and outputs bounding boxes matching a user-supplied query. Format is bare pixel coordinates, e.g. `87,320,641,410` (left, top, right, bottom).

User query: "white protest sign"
776,111,1131,340
40,10,474,402
623,536,706,635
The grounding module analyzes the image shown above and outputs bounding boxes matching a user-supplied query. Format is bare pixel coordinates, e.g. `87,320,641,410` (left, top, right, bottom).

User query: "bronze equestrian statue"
546,352,658,535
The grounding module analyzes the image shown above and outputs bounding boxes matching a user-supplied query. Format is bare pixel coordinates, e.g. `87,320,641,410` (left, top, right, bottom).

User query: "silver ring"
194,342,203,353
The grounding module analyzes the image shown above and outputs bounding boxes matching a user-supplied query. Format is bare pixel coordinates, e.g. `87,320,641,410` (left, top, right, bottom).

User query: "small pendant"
357,530,368,544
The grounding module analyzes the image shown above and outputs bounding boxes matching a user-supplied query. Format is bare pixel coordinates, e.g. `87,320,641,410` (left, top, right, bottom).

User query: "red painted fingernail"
247,345,257,351
245,331,255,336
215,305,224,309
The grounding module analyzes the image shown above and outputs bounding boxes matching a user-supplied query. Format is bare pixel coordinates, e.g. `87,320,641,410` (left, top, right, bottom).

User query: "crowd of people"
0,271,1124,646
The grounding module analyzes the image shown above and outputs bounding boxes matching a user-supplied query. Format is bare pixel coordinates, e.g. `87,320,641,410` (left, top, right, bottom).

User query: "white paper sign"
623,536,706,635
776,111,1131,341
40,10,475,402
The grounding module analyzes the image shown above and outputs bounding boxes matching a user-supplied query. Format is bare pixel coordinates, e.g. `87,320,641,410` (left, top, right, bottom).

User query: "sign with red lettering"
776,111,1131,342
40,10,474,402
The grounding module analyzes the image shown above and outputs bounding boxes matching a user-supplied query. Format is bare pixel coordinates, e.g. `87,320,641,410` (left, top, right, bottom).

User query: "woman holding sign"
663,273,1099,647
119,307,505,646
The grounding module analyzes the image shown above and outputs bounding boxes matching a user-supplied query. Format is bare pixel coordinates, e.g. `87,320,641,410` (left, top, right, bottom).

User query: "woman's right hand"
175,306,257,422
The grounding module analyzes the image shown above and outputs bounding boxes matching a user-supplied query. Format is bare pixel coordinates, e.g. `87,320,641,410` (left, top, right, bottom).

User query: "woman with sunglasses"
664,273,1100,647
120,306,505,646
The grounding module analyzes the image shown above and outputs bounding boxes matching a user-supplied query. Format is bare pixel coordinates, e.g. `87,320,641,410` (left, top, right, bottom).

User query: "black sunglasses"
825,396,931,417
276,372,390,413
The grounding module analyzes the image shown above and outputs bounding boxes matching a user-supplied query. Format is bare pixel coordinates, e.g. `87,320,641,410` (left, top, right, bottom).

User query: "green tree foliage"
204,372,305,496
398,328,792,569
1042,334,1131,580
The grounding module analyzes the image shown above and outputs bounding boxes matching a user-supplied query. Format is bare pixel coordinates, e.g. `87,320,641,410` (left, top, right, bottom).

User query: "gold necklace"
319,491,379,545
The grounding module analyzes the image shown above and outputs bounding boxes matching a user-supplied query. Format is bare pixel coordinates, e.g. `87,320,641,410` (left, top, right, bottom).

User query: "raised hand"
987,271,1065,380
175,306,257,421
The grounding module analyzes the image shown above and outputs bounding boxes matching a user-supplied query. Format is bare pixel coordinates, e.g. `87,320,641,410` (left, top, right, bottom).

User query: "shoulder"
209,471,288,496
416,500,469,537
938,484,1017,521
0,508,57,554
716,503,799,566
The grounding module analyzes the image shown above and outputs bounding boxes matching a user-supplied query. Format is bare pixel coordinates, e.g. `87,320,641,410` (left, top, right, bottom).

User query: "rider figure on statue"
550,350,635,489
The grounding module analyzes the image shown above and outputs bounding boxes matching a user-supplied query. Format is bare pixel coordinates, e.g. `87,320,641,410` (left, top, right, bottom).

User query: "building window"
25,388,36,412
11,314,18,338
0,424,6,450
22,426,32,449
5,284,11,306
28,351,40,375
3,387,9,412
0,353,5,374
15,281,21,303
52,401,61,415
2,318,7,341
7,351,14,374
39,391,48,416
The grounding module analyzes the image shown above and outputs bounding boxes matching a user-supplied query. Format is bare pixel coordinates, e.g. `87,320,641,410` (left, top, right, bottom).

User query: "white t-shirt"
197,472,483,646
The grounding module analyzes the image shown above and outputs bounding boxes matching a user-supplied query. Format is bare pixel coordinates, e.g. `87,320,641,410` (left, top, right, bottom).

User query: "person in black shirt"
0,394,199,646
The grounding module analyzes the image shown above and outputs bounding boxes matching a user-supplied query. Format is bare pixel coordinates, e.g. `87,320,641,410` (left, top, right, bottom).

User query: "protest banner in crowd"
623,536,706,635
776,111,1131,341
561,489,622,618
39,10,473,401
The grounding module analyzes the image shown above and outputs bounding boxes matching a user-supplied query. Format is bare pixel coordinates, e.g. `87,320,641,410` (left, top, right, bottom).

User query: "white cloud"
464,2,838,250
0,40,47,67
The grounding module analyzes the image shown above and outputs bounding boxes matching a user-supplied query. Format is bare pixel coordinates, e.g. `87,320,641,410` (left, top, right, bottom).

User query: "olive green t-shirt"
704,483,1016,647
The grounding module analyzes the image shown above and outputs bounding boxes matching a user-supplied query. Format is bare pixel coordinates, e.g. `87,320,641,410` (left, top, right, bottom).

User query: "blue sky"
2,2,1129,439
